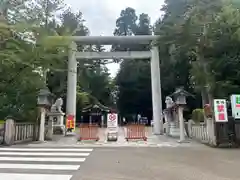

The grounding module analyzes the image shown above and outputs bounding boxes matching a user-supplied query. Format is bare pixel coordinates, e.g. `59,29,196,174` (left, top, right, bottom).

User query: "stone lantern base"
46,112,66,140
169,122,180,138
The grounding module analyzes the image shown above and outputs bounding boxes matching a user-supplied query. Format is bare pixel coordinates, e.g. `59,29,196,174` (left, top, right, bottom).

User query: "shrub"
192,109,204,123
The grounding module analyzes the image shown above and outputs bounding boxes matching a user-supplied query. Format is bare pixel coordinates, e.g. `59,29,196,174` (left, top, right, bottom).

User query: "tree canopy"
1,0,240,122
0,0,113,120
115,0,240,120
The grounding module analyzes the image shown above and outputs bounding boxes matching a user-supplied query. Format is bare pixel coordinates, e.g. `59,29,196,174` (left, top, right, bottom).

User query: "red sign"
214,99,228,122
218,113,225,121
217,104,224,112
109,114,116,121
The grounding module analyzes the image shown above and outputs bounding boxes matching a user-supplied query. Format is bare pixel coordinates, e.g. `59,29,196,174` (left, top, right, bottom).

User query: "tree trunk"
201,89,208,107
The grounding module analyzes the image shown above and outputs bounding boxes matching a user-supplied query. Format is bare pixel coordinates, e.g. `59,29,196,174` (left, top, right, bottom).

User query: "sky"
65,0,165,77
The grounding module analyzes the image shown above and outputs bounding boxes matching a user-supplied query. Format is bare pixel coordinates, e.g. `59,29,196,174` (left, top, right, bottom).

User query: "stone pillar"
66,42,77,131
39,107,46,142
163,110,170,135
150,46,163,135
178,106,185,142
206,117,215,144
46,117,53,140
4,119,15,145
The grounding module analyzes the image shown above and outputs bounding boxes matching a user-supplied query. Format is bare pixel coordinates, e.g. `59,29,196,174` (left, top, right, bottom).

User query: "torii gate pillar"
151,46,163,135
66,42,77,131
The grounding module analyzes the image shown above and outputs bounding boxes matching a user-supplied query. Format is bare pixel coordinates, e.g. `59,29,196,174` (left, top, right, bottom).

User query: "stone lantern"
37,87,52,142
171,87,193,105
37,88,52,107
170,87,193,142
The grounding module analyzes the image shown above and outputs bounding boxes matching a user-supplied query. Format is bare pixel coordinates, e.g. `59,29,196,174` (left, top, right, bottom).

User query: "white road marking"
0,148,93,152
0,152,90,156
0,157,86,162
0,163,80,170
0,173,72,180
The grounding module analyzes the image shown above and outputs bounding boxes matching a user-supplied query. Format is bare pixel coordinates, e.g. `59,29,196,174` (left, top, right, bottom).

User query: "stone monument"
165,96,174,109
164,96,180,137
46,97,66,139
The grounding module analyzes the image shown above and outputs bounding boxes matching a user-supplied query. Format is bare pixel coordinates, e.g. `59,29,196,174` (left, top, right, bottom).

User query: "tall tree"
114,8,153,120
154,0,240,110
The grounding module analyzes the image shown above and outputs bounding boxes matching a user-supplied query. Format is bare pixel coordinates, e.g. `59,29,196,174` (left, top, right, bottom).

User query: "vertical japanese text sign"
214,99,228,122
230,95,240,119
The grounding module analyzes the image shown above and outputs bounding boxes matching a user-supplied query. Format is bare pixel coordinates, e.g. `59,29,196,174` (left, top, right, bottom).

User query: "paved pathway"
74,146,240,180
0,147,93,180
1,127,239,180
26,127,201,148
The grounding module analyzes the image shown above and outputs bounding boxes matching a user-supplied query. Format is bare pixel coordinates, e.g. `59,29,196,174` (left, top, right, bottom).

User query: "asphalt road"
73,146,240,180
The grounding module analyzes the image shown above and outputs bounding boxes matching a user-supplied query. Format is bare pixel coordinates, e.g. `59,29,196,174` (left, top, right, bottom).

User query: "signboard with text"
231,95,240,119
107,113,118,132
214,99,228,122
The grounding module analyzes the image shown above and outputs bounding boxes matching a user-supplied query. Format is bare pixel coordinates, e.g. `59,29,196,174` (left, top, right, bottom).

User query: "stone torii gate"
66,35,163,135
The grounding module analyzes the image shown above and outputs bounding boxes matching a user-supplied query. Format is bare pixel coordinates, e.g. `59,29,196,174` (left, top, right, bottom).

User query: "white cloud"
65,0,165,77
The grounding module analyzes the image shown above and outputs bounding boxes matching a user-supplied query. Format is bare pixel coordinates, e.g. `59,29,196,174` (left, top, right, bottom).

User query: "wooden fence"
190,118,240,147
191,123,211,144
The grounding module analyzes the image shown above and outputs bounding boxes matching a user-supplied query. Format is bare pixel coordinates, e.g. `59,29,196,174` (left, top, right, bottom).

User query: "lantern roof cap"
38,87,51,96
170,87,194,97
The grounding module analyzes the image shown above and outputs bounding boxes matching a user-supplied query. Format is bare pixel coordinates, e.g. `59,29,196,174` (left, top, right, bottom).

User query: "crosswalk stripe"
0,156,86,162
0,152,90,156
0,163,80,170
0,148,93,152
0,147,93,179
0,173,72,180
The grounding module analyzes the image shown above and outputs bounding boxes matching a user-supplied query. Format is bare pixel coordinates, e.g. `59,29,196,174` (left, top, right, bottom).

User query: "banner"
66,115,75,129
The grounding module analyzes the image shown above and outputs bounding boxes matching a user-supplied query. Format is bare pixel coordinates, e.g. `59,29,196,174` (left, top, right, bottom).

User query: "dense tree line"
0,0,113,120
114,0,240,120
1,0,240,122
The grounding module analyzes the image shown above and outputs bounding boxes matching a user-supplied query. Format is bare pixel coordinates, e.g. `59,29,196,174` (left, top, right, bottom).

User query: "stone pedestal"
47,112,66,139
163,110,171,135
169,121,180,137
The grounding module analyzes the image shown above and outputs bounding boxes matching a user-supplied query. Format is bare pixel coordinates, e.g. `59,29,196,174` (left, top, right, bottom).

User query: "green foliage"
0,0,113,121
154,0,240,106
114,8,152,118
116,0,240,118
192,109,204,123
2,0,240,122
